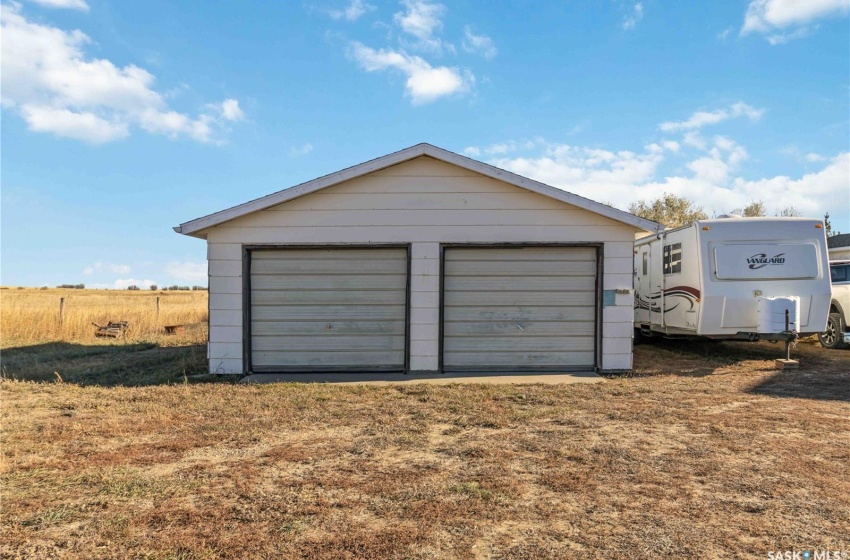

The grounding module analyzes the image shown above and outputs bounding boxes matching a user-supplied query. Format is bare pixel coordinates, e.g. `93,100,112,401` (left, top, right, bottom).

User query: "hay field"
0,288,208,348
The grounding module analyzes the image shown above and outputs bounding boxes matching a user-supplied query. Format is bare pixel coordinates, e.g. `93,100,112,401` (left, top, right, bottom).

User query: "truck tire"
818,313,848,349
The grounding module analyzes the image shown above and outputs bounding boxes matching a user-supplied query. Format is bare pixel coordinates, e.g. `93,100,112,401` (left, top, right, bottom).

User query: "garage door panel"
443,246,596,371
252,248,405,261
443,351,596,368
445,336,594,353
445,276,595,291
443,291,595,307
444,306,596,322
252,259,406,275
253,335,405,352
444,320,595,337
250,247,407,371
251,320,405,336
253,351,403,369
252,289,406,306
250,274,404,290
444,247,597,261
446,260,597,276
252,305,403,321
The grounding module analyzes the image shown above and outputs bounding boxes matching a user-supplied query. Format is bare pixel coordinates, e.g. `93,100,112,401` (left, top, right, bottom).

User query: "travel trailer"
634,217,831,341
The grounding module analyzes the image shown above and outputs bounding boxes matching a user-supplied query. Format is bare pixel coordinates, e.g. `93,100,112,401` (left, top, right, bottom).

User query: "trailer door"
636,245,651,325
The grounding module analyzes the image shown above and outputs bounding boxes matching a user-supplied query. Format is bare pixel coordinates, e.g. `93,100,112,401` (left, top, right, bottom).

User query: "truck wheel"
818,313,848,349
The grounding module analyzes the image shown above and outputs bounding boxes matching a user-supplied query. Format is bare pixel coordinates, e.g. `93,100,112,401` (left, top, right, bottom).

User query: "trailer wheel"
818,313,847,349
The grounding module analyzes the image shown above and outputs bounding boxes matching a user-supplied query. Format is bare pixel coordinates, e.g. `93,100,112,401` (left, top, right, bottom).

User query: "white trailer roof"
173,143,662,238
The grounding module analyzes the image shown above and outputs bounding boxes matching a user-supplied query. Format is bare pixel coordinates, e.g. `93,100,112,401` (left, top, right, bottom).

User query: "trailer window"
832,265,849,283
663,243,682,275
642,252,648,275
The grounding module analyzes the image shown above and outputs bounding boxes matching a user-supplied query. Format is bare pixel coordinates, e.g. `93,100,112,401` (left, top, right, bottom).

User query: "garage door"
249,247,408,372
443,246,597,371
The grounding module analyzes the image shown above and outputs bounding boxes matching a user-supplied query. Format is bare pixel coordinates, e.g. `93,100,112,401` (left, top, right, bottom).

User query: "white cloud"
29,0,89,11
490,143,665,195
165,261,207,283
21,105,129,143
741,0,849,43
463,138,544,157
219,99,244,121
461,26,497,59
622,2,644,30
290,142,314,156
393,0,446,52
328,0,376,21
83,262,132,276
765,26,813,44
111,278,157,290
659,102,764,132
682,131,707,150
348,41,471,104
479,131,847,222
0,4,243,144
685,137,748,185
394,0,444,40
779,146,829,163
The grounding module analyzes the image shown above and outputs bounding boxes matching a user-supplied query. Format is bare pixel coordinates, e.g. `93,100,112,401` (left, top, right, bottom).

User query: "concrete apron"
239,371,604,385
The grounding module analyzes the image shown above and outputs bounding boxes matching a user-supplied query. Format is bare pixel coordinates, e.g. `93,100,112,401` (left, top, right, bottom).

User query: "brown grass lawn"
2,339,849,559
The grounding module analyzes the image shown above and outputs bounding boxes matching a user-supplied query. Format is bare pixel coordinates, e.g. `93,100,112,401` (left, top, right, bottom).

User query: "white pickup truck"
819,260,850,349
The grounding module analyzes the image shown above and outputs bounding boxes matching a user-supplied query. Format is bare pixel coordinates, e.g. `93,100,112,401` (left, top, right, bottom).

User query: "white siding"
205,156,638,373
602,242,635,371
829,247,850,260
410,243,440,371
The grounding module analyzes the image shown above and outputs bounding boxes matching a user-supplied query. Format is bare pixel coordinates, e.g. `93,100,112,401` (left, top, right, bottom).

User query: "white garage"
174,143,660,376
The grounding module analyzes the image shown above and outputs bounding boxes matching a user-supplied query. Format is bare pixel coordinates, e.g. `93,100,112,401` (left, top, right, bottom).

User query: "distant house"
828,234,850,261
174,143,660,376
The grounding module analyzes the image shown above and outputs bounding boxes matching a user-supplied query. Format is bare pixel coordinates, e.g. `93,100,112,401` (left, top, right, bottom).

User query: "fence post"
156,296,161,324
59,297,65,329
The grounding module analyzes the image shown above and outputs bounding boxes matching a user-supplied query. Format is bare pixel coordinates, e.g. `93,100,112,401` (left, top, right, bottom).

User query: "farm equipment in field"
92,321,129,338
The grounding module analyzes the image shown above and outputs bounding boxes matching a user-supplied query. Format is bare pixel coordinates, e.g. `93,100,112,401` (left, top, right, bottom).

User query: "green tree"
824,212,841,236
732,200,766,217
628,193,708,229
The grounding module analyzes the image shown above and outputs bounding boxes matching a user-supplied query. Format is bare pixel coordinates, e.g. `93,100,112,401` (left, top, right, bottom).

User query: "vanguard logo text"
747,253,786,270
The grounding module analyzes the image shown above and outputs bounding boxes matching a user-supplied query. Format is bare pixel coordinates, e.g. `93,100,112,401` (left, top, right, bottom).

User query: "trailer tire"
818,313,848,349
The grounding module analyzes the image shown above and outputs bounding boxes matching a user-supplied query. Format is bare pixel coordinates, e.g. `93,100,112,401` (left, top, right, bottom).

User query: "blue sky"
2,0,848,288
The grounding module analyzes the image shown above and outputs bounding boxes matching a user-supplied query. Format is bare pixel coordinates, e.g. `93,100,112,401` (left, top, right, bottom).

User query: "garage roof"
174,143,662,238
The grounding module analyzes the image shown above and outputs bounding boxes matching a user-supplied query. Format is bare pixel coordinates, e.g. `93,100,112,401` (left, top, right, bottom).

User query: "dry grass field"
0,288,208,348
2,334,849,558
